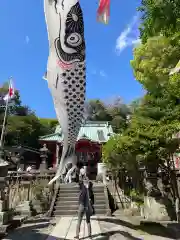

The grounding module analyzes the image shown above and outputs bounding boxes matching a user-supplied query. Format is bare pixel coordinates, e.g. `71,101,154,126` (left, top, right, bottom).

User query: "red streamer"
97,0,110,24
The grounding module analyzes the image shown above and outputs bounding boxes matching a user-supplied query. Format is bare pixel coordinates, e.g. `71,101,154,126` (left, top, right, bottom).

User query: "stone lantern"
40,144,49,170
11,152,21,170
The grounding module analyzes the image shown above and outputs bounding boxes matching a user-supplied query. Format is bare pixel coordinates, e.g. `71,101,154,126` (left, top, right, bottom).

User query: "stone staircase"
53,182,108,216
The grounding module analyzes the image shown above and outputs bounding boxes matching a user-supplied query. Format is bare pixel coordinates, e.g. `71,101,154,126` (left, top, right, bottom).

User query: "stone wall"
143,196,170,221
107,181,176,220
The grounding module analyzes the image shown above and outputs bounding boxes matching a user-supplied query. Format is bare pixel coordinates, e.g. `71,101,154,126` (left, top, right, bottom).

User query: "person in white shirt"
80,167,85,176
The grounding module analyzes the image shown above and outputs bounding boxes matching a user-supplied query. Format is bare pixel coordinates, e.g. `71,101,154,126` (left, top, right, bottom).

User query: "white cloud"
90,68,107,78
115,15,141,54
25,35,30,44
99,70,107,78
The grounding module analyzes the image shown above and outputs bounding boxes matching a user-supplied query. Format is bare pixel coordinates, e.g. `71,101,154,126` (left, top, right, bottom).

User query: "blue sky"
0,0,143,118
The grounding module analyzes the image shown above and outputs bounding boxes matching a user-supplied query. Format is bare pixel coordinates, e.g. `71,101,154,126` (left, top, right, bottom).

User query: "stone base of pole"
40,158,48,171
0,156,11,235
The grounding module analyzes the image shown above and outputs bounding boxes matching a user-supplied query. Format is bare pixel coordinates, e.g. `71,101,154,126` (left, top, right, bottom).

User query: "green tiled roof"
39,121,114,143
39,133,62,141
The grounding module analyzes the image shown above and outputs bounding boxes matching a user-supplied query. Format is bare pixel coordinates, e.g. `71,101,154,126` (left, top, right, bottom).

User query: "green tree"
85,98,131,133
103,94,180,198
6,114,43,147
169,73,180,98
0,82,30,116
0,82,52,148
129,98,142,113
85,99,111,122
138,0,180,43
130,37,180,196
39,118,58,135
106,97,131,133
130,36,180,93
104,0,180,212
103,35,180,201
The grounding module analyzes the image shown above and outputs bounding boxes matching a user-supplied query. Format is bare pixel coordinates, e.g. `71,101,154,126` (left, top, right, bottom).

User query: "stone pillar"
97,162,107,185
0,162,9,225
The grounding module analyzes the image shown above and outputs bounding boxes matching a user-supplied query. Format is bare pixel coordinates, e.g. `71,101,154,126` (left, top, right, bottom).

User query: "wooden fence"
6,170,56,211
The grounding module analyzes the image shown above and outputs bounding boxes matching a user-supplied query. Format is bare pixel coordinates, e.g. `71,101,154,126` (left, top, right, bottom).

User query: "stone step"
58,194,105,201
59,191,104,196
53,208,106,216
60,186,104,192
55,199,106,206
55,204,106,211
58,196,105,203
53,183,107,217
60,185,104,190
59,188,104,194
60,183,104,187
60,183,78,187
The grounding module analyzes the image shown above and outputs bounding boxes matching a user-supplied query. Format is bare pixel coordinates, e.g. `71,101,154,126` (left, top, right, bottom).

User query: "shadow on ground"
0,222,55,240
98,217,180,239
82,231,142,240
1,220,142,240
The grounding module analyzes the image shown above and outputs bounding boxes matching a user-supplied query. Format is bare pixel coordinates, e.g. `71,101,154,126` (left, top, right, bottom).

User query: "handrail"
103,184,112,216
47,181,60,217
8,170,56,176
4,145,41,154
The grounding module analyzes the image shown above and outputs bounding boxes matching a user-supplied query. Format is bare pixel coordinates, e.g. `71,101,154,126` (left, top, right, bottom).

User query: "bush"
130,189,144,207
31,180,50,212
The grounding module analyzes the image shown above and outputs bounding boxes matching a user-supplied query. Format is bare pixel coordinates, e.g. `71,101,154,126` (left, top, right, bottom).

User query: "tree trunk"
143,162,161,198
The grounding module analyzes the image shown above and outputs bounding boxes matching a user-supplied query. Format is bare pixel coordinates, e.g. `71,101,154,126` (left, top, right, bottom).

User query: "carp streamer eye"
67,33,82,47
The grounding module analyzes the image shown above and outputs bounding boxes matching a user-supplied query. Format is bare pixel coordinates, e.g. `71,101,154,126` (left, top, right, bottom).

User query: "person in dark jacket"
74,178,94,239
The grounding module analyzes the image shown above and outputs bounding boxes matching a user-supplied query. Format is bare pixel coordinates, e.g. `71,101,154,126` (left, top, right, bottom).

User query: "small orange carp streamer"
97,0,110,24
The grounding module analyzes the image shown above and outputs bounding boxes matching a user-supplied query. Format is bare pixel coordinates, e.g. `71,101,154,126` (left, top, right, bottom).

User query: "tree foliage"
39,118,58,136
6,115,44,147
0,83,55,148
131,36,179,91
138,0,180,43
103,0,180,198
85,98,130,133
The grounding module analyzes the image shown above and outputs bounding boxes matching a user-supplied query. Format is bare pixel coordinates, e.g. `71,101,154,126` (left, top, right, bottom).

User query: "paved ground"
2,215,176,240
2,218,55,240
98,216,174,240
47,216,102,240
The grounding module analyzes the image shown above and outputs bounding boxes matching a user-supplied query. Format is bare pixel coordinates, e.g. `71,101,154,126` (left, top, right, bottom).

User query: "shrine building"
39,121,114,179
